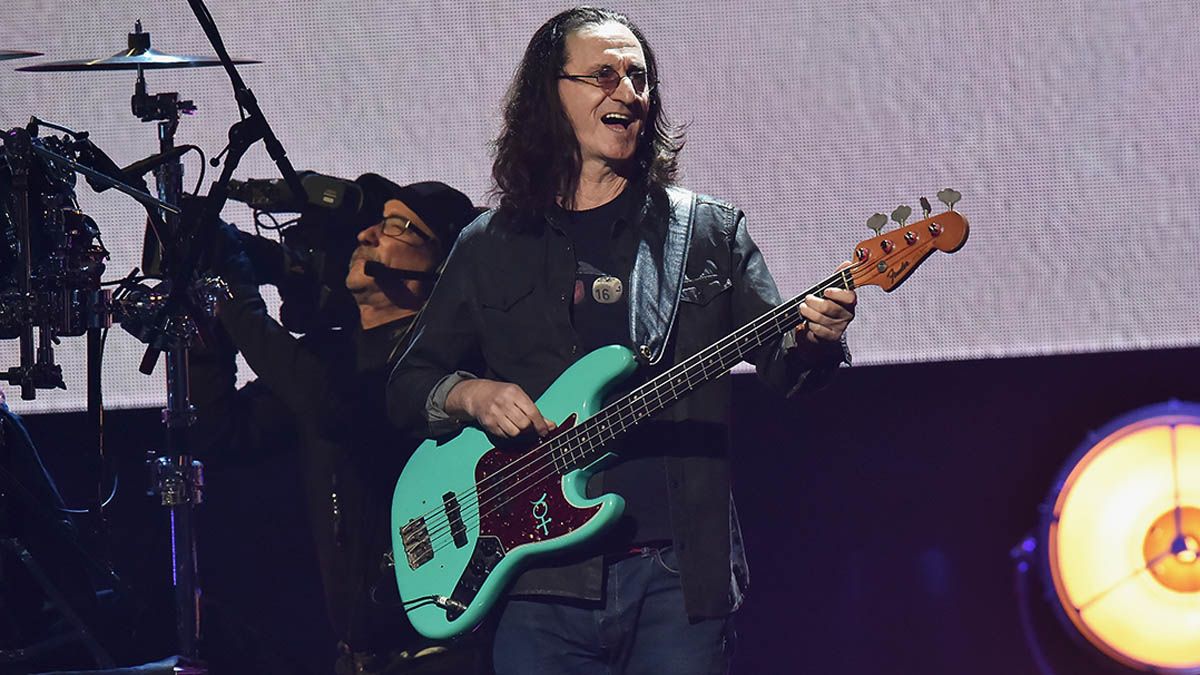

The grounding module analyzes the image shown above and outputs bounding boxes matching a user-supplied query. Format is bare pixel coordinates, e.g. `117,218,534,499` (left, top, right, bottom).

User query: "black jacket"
387,186,844,619
190,287,416,651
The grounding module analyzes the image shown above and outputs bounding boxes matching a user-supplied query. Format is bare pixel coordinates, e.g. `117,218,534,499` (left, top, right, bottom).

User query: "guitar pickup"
400,517,433,570
443,492,468,549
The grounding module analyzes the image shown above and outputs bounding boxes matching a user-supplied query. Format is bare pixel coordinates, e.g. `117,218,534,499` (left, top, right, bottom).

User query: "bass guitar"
391,195,969,639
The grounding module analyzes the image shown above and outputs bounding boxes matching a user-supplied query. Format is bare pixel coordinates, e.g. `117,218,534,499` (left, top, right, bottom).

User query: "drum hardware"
16,13,268,662
18,20,238,278
7,31,257,673
0,124,225,669
2,118,190,590
9,0,292,664
0,127,116,399
136,6,297,660
24,121,181,214
15,7,286,664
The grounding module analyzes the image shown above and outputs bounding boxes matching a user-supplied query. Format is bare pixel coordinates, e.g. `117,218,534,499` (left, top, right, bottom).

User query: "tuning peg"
891,205,912,227
937,188,962,211
919,196,932,219
866,213,887,235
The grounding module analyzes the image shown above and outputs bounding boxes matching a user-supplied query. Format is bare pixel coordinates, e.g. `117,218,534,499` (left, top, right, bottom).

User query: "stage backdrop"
2,0,1198,413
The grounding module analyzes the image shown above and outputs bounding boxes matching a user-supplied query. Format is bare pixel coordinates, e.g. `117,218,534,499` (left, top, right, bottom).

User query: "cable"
184,144,207,194
252,209,279,233
251,209,298,233
59,472,119,513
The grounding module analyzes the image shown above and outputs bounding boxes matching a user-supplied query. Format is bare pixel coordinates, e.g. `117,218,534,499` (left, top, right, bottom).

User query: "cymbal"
16,47,259,72
0,49,42,61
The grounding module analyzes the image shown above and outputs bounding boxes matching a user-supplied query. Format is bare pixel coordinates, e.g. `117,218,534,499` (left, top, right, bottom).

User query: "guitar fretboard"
548,268,853,472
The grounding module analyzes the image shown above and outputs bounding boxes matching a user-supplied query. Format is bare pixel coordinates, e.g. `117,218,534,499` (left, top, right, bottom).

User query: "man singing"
388,8,856,673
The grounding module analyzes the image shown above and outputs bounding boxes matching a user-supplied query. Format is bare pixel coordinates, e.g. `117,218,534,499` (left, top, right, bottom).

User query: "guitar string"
408,260,868,554
409,224,951,562
398,233,928,538
410,307,822,562
406,222,953,560
404,269,849,555
406,268,858,560
407,230,950,561
405,263,850,538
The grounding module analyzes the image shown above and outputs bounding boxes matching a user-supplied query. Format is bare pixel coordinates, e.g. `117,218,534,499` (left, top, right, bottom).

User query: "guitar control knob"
904,232,918,245
880,240,894,253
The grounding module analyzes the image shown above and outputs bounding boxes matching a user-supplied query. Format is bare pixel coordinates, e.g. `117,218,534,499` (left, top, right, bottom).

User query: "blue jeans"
492,547,734,675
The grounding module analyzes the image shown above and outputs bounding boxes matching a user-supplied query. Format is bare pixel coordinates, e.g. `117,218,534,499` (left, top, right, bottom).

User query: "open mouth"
601,112,634,130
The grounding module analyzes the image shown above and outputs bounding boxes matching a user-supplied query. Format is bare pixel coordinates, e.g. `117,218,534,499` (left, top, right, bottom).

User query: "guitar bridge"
400,517,433,570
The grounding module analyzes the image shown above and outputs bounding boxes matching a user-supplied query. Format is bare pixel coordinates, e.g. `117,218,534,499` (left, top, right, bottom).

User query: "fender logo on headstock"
885,261,911,283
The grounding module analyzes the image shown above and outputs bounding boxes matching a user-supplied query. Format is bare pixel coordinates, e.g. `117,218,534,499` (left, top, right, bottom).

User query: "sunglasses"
559,65,652,96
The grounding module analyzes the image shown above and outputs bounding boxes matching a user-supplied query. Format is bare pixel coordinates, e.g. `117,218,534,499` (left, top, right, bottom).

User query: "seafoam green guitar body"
390,345,636,639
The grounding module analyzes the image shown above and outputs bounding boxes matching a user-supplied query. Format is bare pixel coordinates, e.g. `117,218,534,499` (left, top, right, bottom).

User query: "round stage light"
1040,400,1200,673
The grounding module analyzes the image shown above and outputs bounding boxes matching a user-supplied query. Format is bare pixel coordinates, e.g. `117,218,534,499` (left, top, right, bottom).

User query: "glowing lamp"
1041,401,1200,673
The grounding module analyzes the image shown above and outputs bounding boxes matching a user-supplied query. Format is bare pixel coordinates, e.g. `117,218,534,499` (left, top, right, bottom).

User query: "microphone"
120,145,192,181
364,260,438,283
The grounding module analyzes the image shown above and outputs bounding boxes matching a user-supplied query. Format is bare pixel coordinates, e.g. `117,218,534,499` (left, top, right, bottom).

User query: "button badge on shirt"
592,276,623,304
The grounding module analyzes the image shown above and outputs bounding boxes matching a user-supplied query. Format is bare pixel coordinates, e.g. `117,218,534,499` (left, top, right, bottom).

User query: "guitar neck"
552,267,854,472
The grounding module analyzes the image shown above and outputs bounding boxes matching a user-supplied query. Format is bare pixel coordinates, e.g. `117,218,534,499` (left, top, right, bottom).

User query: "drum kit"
2,12,289,672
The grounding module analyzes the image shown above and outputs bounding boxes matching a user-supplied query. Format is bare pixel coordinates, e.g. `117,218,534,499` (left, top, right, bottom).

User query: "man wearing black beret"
190,175,487,674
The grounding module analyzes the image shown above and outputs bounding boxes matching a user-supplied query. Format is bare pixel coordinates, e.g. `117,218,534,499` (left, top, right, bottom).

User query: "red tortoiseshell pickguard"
473,415,601,552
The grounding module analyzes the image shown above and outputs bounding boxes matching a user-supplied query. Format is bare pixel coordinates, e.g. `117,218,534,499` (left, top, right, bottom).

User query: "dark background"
11,345,1199,673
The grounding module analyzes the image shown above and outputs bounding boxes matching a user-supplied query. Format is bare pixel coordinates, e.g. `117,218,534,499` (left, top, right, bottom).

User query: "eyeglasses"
379,216,432,243
558,65,652,96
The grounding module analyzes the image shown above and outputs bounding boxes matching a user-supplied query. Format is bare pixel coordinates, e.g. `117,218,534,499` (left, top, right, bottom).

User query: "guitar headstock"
848,189,969,292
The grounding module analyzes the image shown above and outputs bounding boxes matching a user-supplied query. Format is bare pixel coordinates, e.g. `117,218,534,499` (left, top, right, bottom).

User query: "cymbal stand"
142,0,302,658
125,24,207,660
129,21,196,278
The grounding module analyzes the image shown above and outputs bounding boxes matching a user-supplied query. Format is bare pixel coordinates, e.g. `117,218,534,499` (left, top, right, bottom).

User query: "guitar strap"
627,186,697,366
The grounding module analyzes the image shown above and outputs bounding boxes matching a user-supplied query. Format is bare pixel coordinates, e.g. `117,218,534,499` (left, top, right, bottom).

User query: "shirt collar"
547,182,647,236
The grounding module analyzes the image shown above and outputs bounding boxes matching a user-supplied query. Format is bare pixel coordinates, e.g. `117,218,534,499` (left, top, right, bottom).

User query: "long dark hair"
491,7,683,217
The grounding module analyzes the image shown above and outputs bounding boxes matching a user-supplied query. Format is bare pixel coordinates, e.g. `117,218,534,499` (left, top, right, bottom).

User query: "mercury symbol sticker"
531,492,553,535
